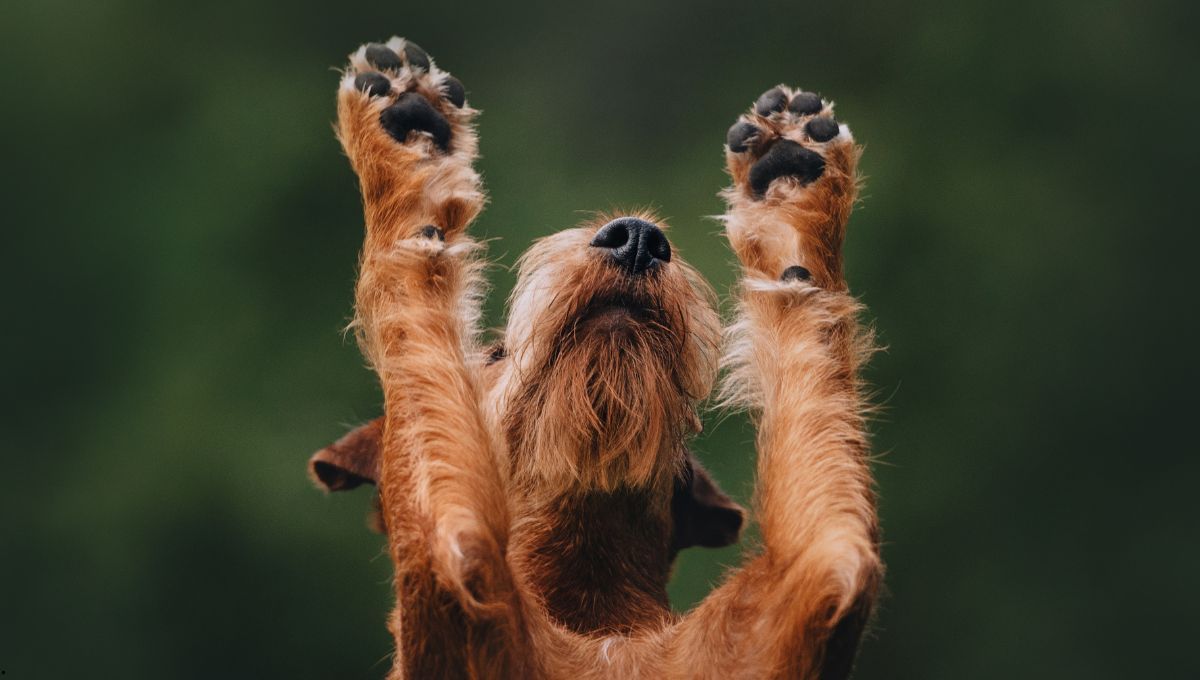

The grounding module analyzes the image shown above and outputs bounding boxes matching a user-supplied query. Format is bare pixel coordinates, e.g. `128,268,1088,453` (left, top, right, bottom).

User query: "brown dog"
309,36,881,679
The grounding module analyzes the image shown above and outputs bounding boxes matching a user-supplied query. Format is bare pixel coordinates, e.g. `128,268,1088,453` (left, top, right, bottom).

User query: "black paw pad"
747,140,825,197
726,121,759,153
754,87,788,116
486,343,506,364
380,93,452,150
404,42,431,71
365,43,402,71
418,224,445,241
440,76,466,108
806,116,839,142
354,72,391,97
788,92,823,115
780,265,811,282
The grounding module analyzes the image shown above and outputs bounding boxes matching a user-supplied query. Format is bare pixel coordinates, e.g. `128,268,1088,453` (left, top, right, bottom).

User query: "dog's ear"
308,418,383,491
309,418,386,533
670,451,746,554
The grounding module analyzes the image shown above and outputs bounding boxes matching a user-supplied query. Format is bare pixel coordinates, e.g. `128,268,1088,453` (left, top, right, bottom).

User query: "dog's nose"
590,217,672,275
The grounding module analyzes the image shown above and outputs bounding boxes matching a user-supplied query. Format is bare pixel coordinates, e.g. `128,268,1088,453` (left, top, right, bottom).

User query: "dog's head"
311,213,741,552
490,212,721,493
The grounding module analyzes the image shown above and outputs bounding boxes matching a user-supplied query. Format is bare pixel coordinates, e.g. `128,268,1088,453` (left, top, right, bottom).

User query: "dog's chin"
504,293,694,490
571,287,663,332
576,301,651,334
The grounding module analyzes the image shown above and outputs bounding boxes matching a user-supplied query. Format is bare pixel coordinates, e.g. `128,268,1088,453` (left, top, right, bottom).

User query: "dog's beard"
505,305,695,492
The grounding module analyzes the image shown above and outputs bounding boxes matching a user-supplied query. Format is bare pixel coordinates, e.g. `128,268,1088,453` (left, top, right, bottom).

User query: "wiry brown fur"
322,39,881,679
498,216,720,494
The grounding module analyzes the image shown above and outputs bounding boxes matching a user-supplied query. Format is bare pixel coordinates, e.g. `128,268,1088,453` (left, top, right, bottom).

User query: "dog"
308,36,881,679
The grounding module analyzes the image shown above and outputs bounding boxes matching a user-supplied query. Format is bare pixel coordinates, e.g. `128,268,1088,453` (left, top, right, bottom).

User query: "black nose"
589,217,672,275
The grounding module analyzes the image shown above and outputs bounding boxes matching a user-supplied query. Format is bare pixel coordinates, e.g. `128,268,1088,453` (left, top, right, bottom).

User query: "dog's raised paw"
726,85,851,199
341,37,469,153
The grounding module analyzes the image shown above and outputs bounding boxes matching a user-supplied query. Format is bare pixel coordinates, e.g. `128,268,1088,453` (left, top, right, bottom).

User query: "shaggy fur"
309,38,881,679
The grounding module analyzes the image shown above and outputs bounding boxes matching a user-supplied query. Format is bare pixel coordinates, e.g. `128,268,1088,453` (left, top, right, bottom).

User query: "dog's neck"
514,485,674,635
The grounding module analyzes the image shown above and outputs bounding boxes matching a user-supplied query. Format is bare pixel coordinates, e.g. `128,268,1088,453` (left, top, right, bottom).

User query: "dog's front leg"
335,38,530,679
673,87,881,680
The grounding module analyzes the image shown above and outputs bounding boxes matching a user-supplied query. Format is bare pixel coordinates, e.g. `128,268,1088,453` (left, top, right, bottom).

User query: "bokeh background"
3,0,1197,677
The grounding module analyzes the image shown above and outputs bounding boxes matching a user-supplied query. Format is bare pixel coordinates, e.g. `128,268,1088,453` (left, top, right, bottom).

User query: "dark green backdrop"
3,0,1197,677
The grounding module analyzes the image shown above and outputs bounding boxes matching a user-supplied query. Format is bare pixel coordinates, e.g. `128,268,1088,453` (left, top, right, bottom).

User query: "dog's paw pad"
805,116,839,142
727,85,850,199
354,72,392,97
418,224,446,241
381,93,451,150
780,265,812,282
787,92,823,115
726,121,760,153
344,38,469,153
440,76,466,108
748,140,825,197
754,87,789,116
403,42,431,71
364,43,403,71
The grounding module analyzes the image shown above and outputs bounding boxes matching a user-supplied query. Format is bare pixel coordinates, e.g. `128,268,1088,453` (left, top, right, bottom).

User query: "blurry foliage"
2,0,1197,677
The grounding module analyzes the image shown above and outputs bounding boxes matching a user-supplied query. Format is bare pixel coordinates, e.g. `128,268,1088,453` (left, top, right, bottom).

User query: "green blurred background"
3,0,1197,677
